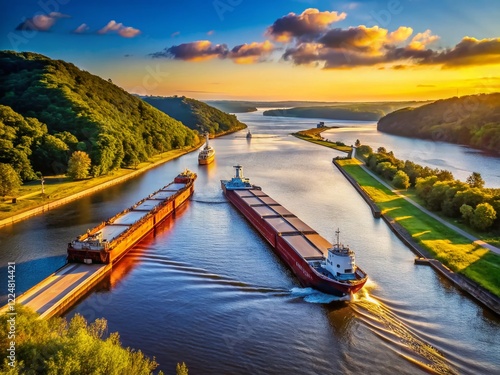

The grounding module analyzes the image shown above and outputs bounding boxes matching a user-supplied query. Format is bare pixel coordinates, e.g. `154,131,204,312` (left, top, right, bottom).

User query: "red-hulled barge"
67,170,197,264
221,165,367,297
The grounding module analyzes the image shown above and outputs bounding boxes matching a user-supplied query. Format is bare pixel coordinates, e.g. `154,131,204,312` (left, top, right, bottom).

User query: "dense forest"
0,51,199,181
263,101,429,121
142,96,247,135
377,93,500,154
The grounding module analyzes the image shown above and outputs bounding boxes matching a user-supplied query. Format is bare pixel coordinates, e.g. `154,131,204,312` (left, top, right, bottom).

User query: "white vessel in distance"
198,132,215,165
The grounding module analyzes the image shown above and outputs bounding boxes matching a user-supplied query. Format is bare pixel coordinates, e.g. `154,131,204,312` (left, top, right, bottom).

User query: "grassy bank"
0,145,201,221
404,189,500,248
336,159,500,297
292,128,352,153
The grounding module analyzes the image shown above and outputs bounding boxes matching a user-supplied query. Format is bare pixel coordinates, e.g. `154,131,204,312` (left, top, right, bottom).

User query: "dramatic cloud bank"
266,8,347,42
151,40,229,61
151,40,275,64
150,8,500,69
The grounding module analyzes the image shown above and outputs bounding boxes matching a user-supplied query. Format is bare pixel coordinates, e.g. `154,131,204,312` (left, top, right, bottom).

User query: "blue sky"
1,0,499,100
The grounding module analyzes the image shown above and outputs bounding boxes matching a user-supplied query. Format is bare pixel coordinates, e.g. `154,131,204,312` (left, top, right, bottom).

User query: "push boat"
67,170,197,264
221,165,367,296
198,132,215,165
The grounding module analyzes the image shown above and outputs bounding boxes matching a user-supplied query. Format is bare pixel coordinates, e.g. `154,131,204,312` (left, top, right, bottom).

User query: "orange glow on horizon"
98,56,500,102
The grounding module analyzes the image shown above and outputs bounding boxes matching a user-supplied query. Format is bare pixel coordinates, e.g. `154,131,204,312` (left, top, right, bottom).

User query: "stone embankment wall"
332,159,500,316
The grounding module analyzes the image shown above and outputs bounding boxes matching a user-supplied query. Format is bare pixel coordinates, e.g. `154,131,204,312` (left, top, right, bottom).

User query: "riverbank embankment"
332,159,500,316
0,143,202,228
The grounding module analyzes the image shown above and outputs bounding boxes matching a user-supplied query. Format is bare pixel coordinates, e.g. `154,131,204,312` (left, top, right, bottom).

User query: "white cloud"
97,20,140,37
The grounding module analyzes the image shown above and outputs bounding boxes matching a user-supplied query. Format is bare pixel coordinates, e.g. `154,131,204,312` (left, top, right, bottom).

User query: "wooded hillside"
0,51,199,180
377,93,500,154
142,96,247,135
263,101,429,121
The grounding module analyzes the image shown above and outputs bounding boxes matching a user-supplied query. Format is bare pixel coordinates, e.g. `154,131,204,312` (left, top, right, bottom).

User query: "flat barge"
68,169,196,264
221,165,367,296
1,170,196,319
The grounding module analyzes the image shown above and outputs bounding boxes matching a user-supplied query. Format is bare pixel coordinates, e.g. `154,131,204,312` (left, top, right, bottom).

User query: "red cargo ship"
67,170,196,264
221,165,367,297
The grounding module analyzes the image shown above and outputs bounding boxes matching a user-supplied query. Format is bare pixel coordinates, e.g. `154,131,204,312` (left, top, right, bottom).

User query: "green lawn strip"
404,189,500,248
292,133,352,153
337,160,500,296
0,147,196,221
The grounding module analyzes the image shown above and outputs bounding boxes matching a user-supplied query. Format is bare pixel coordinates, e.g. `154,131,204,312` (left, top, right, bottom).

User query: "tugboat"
174,169,197,183
221,165,367,296
198,132,215,165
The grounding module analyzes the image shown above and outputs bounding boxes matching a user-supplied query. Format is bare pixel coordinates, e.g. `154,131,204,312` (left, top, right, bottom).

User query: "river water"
1,110,499,374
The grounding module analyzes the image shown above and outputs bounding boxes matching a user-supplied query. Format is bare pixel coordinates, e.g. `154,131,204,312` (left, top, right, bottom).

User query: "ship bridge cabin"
323,230,357,281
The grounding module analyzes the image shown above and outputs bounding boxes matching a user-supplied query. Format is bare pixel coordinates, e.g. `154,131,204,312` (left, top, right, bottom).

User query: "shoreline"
332,159,500,316
0,141,204,228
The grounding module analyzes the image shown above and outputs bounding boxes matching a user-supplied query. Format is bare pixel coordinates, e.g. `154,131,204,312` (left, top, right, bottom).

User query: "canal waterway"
1,110,499,374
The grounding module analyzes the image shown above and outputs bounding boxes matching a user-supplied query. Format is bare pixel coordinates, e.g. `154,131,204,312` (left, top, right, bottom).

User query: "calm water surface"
1,110,499,374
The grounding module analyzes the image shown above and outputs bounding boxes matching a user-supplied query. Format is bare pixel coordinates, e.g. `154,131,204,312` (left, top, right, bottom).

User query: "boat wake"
126,252,289,295
289,287,350,304
351,289,459,375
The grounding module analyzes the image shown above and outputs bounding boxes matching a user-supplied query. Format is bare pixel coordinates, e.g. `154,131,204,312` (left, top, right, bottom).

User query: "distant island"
204,100,258,113
143,96,246,135
377,93,500,154
263,101,429,121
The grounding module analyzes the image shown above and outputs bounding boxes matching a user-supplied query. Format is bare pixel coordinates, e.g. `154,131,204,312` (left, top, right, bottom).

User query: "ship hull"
222,184,367,296
68,176,195,265
198,152,215,165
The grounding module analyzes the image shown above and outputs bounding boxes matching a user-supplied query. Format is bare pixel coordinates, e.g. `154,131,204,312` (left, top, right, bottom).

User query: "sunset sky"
2,0,500,101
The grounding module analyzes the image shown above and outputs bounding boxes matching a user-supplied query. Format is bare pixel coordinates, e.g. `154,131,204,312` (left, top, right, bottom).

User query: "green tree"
32,134,69,175
0,163,22,196
426,181,454,211
415,176,438,202
441,181,468,217
402,160,422,186
356,144,373,160
0,305,162,374
453,188,489,210
460,204,474,224
436,169,454,181
67,151,91,180
466,172,485,188
470,203,497,231
376,161,397,180
393,170,410,189
55,130,79,151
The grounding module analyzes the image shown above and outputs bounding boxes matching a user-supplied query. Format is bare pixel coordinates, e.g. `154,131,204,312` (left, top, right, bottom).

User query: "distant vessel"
246,130,252,139
221,165,367,296
67,170,197,264
198,132,215,165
